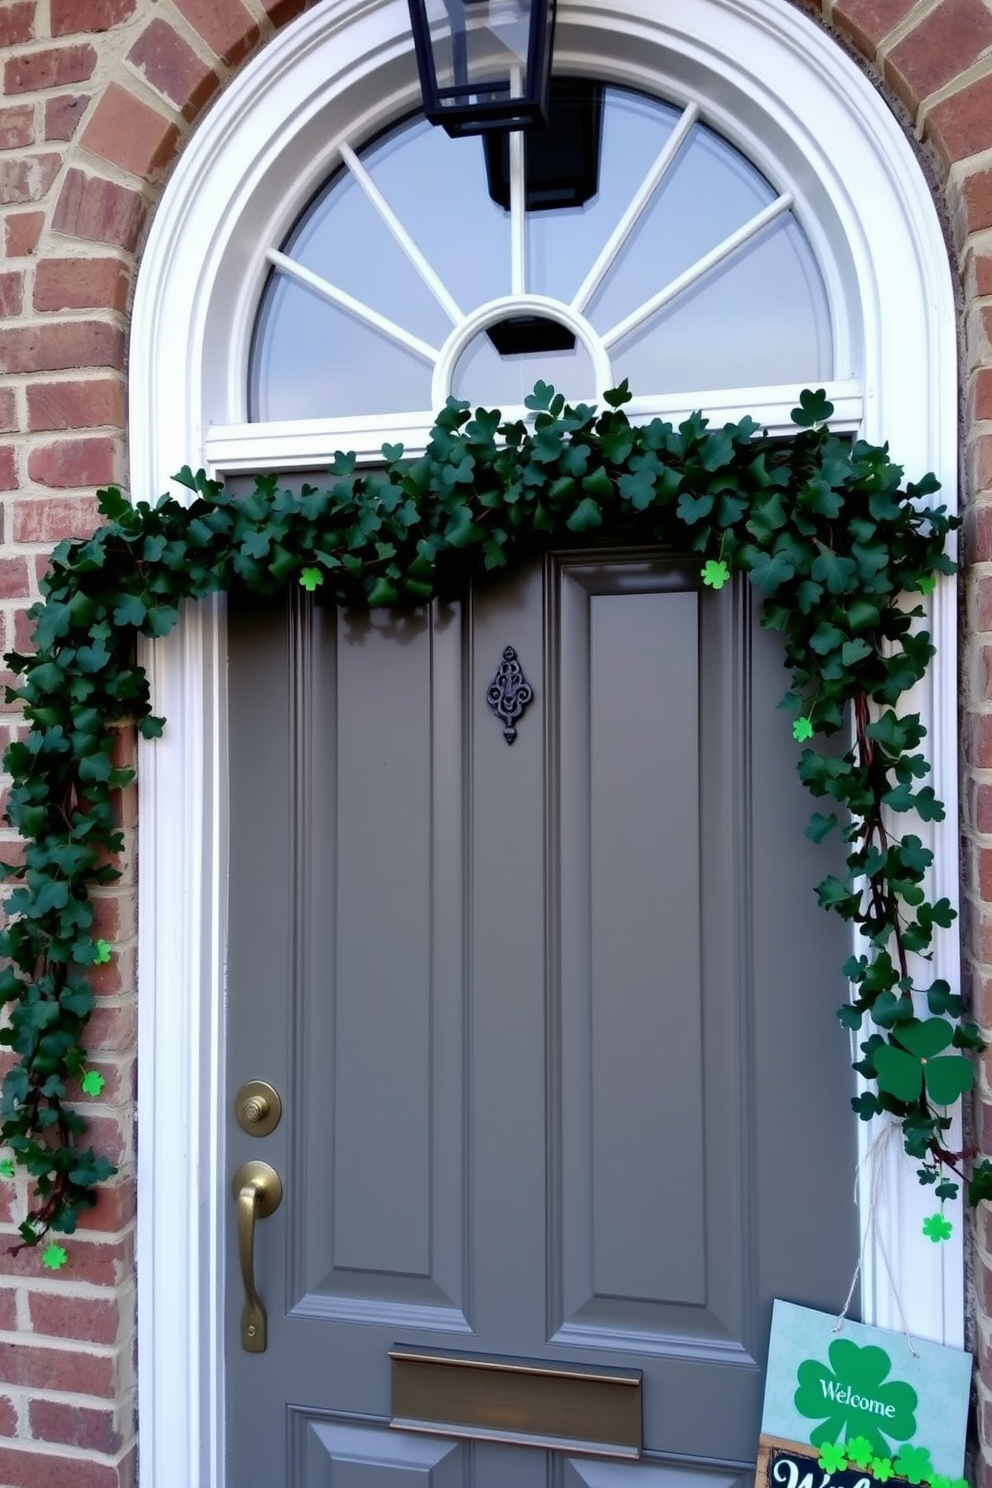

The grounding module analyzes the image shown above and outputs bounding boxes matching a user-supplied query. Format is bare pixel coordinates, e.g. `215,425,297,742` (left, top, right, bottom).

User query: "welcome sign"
758,1302,971,1488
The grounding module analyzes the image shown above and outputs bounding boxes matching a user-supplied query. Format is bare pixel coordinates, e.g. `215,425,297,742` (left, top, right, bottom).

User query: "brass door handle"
232,1160,282,1353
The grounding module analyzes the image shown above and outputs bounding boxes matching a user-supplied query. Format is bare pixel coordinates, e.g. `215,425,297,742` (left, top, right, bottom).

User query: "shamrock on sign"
871,1458,894,1481
922,1212,953,1243
701,559,730,590
844,1437,874,1469
872,1018,974,1107
818,1444,848,1474
795,1338,917,1456
893,1446,932,1484
41,1243,67,1271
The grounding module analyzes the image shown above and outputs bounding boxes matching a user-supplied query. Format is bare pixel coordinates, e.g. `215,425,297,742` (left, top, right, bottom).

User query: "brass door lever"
232,1161,282,1353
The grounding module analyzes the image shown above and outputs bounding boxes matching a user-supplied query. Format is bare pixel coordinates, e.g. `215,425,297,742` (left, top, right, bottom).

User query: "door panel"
226,551,857,1487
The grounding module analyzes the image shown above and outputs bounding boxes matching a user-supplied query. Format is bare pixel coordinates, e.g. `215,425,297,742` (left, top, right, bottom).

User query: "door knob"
232,1160,282,1353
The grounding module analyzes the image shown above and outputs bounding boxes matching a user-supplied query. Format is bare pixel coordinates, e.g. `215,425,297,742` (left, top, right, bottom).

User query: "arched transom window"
249,83,832,423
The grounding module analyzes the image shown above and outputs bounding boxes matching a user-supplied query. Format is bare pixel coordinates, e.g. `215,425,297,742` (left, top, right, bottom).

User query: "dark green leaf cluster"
0,383,974,1247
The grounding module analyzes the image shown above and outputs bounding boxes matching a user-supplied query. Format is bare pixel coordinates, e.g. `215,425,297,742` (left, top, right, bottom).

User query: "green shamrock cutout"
80,1070,105,1098
41,1243,67,1271
845,1437,874,1469
701,559,730,590
299,567,324,592
929,1475,951,1488
793,717,815,741
894,1446,932,1484
922,1212,952,1242
818,1444,848,1474
871,1458,894,1481
795,1338,917,1455
0,1159,14,1179
92,939,112,965
872,1018,974,1107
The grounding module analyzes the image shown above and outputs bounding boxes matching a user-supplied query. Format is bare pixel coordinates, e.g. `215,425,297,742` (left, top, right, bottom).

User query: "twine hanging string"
834,1119,919,1358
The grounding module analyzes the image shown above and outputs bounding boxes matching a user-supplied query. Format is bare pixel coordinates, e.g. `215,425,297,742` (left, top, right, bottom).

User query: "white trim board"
129,1,960,1484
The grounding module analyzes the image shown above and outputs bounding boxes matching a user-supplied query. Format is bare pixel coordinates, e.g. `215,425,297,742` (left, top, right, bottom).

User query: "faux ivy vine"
0,380,985,1253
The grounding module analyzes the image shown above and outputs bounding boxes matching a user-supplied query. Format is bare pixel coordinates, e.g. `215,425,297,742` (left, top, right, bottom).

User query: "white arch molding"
129,0,960,1482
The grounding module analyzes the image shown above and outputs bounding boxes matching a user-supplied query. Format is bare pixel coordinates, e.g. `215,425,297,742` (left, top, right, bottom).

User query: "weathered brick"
885,0,992,112
29,1399,123,1454
927,73,992,169
0,1395,17,1437
0,105,34,151
0,321,123,374
830,0,917,58
0,153,62,205
0,2,36,49
45,94,88,142
52,168,146,250
34,258,128,313
172,0,261,67
26,377,125,430
963,711,992,767
28,436,119,488
0,446,16,490
81,82,179,179
263,0,318,23
0,1339,115,1395
4,210,43,257
12,494,101,542
52,0,136,34
0,1445,135,1488
0,388,16,432
76,1178,136,1234
0,558,31,597
126,18,220,120
5,45,98,95
0,271,23,318
27,1291,123,1347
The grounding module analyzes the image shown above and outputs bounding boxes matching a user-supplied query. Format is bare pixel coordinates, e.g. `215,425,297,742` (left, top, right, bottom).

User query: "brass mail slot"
389,1345,642,1458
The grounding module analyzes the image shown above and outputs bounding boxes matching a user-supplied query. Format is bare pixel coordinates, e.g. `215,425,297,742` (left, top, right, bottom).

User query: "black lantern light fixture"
407,0,557,136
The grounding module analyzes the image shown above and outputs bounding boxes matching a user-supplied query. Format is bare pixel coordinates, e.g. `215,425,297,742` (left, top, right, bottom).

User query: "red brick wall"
0,0,984,1483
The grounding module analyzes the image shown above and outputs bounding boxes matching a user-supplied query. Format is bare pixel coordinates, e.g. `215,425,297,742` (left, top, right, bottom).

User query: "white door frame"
130,1,961,1483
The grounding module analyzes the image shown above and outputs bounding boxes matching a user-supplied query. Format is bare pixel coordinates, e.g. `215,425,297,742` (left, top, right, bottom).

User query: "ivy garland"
0,379,986,1257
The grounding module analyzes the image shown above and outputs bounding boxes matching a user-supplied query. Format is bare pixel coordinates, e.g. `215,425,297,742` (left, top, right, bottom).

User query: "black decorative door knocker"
487,646,534,743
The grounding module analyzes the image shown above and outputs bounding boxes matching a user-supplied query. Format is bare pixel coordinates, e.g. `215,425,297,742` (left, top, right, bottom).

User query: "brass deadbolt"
235,1080,282,1137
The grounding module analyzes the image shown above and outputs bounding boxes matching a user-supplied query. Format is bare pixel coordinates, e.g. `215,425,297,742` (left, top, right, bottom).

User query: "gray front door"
225,549,857,1487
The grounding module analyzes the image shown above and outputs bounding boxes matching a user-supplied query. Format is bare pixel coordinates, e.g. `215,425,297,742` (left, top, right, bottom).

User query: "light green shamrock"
845,1437,874,1469
299,567,324,592
894,1446,932,1484
92,940,112,965
701,559,730,590
873,1019,973,1108
795,1338,917,1455
80,1070,105,1098
41,1243,67,1271
871,1458,894,1481
922,1212,952,1243
793,717,815,742
818,1444,848,1474
0,1159,14,1179
928,1474,951,1488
